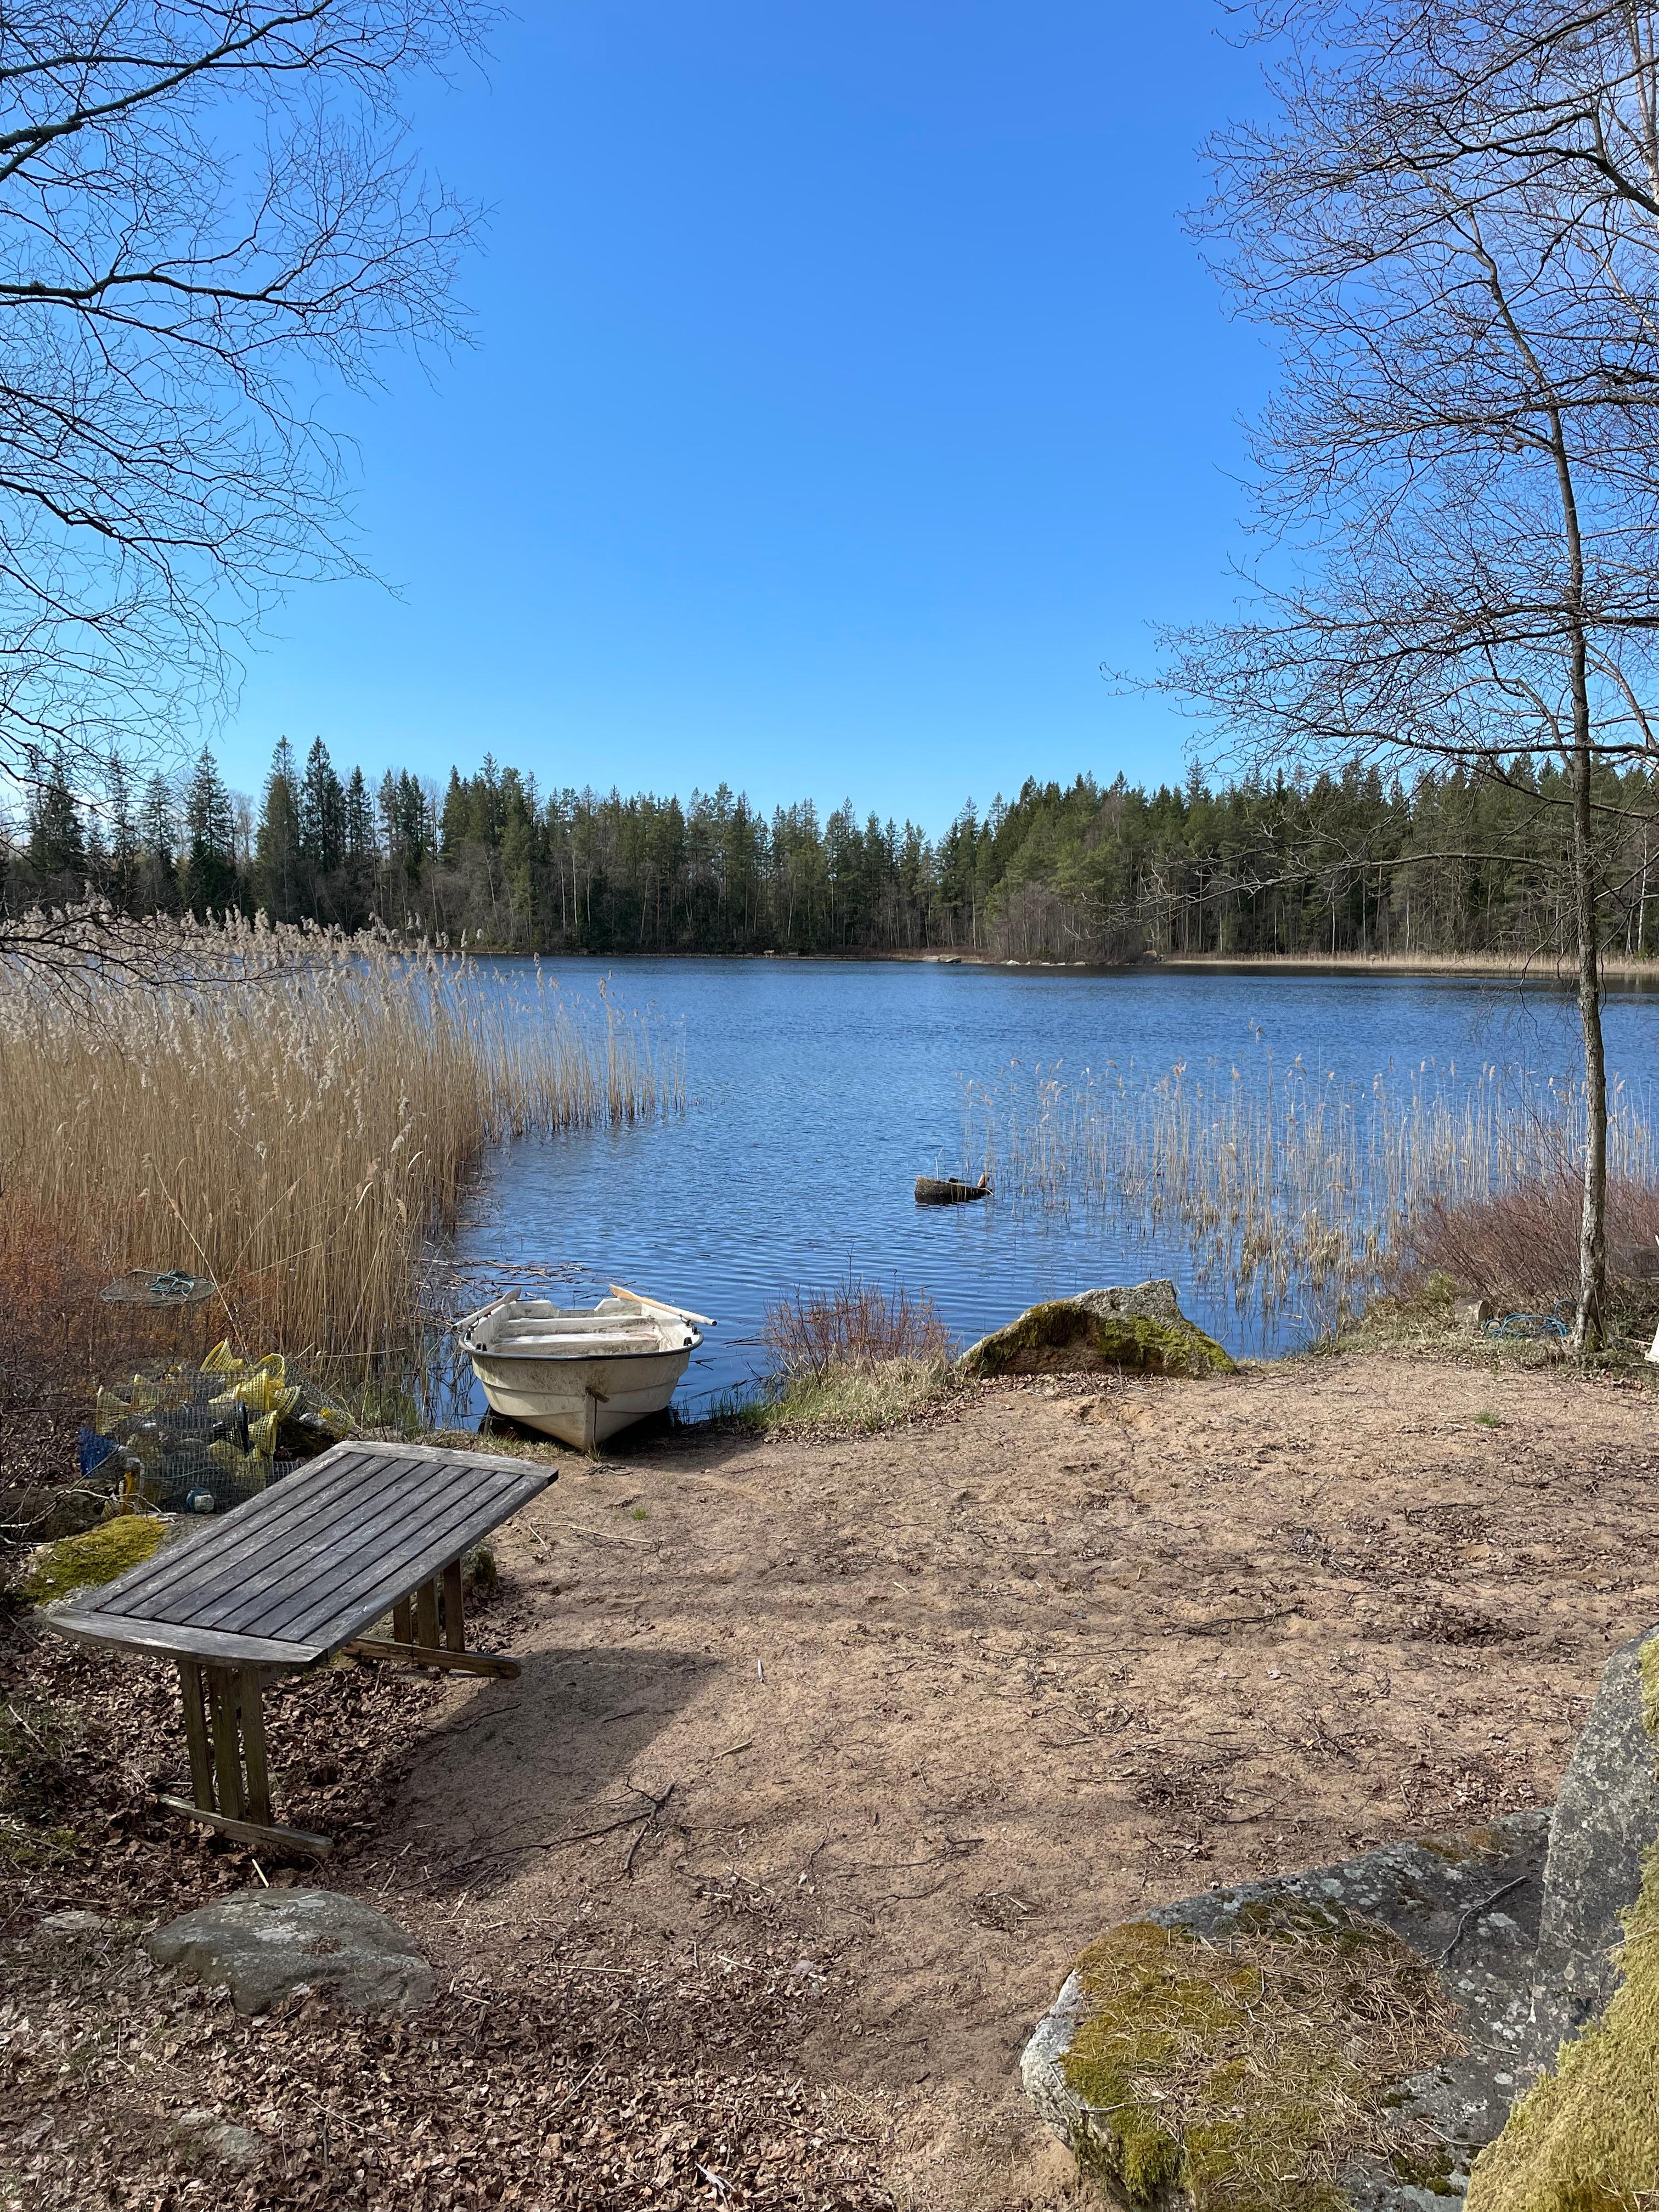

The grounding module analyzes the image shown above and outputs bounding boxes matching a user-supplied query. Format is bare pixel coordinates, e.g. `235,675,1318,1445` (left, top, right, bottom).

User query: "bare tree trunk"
1543,397,1609,1357
1568,684,1609,1356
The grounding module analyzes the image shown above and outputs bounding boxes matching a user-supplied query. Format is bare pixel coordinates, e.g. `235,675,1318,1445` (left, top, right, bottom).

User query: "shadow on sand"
387,1643,713,1891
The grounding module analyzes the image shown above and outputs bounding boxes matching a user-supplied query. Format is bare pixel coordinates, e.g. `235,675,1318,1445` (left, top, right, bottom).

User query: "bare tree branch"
1165,0,1659,1348
0,2,493,803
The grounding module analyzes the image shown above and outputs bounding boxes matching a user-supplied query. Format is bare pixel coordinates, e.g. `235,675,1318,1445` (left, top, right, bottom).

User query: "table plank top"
43,1441,556,1669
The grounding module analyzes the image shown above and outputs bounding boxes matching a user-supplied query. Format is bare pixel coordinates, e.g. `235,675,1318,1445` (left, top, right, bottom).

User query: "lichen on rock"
960,1280,1235,1381
1051,1908,1458,2211
149,1888,433,2015
1464,1629,1659,2212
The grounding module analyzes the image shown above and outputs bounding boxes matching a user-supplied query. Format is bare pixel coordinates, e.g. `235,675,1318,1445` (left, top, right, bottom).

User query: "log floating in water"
915,1173,990,1206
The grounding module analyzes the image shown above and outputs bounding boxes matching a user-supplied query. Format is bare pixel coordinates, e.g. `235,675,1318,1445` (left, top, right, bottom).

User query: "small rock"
148,1888,433,2015
37,1909,112,1937
0,1483,108,1542
1454,1294,1494,1334
176,2109,265,2168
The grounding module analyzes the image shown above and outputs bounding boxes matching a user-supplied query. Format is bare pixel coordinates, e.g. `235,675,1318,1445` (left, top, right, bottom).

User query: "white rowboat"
456,1284,712,1452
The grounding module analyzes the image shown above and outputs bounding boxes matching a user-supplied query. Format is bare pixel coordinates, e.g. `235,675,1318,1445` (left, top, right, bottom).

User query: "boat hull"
467,1344,692,1452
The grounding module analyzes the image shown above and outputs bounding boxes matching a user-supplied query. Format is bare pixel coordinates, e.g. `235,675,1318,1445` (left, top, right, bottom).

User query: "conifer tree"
137,775,180,914
300,738,347,879
105,754,140,912
26,749,85,880
180,748,240,918
341,766,376,929
255,739,303,922
345,769,375,865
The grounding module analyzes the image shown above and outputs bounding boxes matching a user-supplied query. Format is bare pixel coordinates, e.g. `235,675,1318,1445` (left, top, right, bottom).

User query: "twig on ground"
1438,1876,1530,1962
1186,1604,1305,1636
623,1780,677,1877
448,1790,672,1874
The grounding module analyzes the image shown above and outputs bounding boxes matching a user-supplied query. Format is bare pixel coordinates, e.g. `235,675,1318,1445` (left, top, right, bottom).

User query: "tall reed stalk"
0,918,682,1358
969,1047,1658,1329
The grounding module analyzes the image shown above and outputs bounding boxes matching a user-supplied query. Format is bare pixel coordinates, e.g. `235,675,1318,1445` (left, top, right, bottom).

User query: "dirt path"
347,1352,1659,2207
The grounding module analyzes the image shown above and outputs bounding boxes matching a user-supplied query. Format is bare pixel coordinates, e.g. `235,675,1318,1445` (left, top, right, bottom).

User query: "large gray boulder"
0,1482,108,1542
149,1888,432,2015
1023,1625,1659,2206
1021,1814,1549,2211
1526,1624,1659,2058
960,1280,1235,1380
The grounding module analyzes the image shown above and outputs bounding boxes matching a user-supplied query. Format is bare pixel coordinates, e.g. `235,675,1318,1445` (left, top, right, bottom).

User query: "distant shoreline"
477,943,1659,983
1148,950,1659,983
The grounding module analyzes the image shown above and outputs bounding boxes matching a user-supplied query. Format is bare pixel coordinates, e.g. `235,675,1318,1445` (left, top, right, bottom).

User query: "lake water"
451,958,1659,1414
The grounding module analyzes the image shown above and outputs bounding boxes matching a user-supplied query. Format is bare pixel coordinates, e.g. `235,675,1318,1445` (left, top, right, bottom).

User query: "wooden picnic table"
42,1440,556,1857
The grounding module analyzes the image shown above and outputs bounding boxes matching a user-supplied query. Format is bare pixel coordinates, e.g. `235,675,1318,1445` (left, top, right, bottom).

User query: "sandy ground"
340,1351,1659,2208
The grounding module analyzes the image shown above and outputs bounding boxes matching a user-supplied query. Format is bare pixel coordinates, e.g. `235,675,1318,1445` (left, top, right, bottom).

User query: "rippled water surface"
452,958,1659,1413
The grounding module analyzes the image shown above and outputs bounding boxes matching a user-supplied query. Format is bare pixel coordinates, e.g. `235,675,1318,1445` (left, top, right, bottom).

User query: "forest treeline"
7,736,1659,962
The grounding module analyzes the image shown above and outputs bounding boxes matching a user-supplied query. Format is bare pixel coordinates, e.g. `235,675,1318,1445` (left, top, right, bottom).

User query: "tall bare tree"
1165,0,1659,1349
0,1,488,824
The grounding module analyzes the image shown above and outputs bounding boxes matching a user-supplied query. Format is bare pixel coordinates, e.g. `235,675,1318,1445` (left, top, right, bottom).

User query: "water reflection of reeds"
967,1048,1658,1330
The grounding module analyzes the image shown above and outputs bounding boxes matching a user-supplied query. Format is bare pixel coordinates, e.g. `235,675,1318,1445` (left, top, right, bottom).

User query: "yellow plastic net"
89,1344,354,1513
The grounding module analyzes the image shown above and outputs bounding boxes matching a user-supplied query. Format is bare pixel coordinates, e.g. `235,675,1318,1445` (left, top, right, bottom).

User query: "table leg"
160,1663,330,1856
178,1660,214,1811
415,1576,441,1652
345,1559,519,1679
207,1668,244,1820
238,1669,271,1826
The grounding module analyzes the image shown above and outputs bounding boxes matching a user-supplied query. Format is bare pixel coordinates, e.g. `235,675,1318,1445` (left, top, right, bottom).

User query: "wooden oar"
609,1283,717,1327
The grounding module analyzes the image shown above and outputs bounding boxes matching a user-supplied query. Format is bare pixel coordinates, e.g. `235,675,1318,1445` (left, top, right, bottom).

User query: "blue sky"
222,2,1272,829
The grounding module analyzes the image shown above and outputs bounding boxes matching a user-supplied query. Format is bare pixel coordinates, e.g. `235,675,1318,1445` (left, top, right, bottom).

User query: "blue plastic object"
1483,1299,1575,1341
76,1426,119,1477
185,1487,217,1515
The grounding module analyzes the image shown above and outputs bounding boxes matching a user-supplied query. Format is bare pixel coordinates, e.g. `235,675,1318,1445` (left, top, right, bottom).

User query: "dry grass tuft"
0,916,681,1361
736,1354,959,1437
734,1275,959,1435
761,1274,955,1379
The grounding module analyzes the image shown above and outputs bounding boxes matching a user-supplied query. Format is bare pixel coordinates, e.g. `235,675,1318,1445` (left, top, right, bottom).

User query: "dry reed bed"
972,1051,1659,1325
0,919,682,1358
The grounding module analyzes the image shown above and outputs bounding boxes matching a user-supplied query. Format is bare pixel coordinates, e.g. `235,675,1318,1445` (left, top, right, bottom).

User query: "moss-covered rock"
960,1280,1235,1380
1464,1631,1659,2211
1022,1815,1549,2212
19,1514,168,1604
1052,1911,1455,2210
1027,1616,1659,2211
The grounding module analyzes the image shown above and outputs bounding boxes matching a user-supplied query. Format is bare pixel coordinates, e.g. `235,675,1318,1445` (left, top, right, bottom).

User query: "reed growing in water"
972,1047,1659,1332
0,917,682,1360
